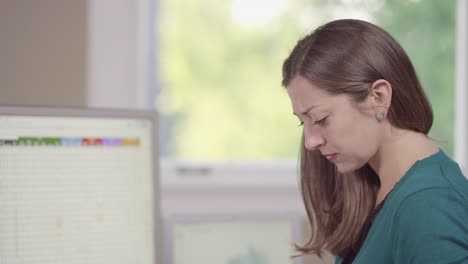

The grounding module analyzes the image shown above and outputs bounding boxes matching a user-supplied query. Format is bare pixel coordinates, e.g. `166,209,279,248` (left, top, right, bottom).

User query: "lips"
324,153,337,161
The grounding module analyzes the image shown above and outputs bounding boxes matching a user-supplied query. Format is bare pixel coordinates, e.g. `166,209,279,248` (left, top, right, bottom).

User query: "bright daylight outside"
157,0,456,160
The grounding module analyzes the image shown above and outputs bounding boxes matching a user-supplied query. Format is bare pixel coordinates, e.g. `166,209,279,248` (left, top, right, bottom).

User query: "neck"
368,128,438,205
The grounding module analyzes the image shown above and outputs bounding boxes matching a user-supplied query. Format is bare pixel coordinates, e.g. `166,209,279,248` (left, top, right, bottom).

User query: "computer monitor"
0,106,161,264
164,212,304,264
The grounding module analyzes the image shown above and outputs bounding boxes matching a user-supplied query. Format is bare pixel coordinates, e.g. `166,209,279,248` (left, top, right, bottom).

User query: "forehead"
286,75,335,110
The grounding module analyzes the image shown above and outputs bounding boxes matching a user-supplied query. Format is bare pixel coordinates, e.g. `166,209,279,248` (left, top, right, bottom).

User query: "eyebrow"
293,105,320,116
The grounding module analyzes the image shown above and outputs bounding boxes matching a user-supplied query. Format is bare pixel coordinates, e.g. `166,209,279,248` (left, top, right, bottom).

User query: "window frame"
455,0,468,174
101,0,467,181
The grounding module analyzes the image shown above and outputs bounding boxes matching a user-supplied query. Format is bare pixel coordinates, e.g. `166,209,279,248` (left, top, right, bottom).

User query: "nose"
303,126,325,151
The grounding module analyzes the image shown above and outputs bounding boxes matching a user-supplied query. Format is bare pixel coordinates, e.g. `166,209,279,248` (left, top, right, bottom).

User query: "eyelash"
298,116,328,126
315,116,328,125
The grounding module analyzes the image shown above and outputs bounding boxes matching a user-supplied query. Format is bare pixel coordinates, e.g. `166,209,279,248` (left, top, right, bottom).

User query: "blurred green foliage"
375,0,456,155
158,0,455,159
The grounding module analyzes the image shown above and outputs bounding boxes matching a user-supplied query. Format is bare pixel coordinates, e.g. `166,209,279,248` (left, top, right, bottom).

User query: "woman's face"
287,75,383,174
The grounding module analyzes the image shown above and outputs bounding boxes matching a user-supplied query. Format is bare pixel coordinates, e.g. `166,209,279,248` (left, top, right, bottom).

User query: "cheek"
329,111,377,157
330,113,365,146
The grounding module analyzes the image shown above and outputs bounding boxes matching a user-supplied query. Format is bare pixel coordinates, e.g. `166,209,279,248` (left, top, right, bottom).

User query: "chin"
337,167,354,174
336,163,363,174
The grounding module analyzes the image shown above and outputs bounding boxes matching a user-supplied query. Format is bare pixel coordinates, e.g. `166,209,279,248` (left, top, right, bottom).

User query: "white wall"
87,0,154,109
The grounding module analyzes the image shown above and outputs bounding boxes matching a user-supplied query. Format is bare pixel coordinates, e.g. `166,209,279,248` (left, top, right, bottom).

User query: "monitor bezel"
0,105,162,264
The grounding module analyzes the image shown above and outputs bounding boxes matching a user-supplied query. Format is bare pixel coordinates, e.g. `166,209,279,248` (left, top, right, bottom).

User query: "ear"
369,79,392,110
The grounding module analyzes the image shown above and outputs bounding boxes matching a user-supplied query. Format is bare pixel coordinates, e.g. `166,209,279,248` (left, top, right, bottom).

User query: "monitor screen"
165,213,303,264
0,106,160,264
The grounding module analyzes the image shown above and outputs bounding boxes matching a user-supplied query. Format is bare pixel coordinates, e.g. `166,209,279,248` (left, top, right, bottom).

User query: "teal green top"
335,149,468,264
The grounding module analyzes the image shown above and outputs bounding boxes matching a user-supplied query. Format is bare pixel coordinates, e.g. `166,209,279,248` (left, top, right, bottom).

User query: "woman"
282,19,468,263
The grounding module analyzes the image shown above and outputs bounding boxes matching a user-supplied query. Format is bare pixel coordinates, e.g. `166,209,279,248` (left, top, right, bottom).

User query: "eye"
298,121,304,127
314,116,328,126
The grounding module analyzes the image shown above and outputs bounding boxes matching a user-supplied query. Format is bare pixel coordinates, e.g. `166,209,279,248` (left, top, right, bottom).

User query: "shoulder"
395,188,467,227
397,153,468,201
391,188,468,263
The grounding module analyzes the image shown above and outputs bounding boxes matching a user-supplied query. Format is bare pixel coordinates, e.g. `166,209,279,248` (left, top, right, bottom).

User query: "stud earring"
376,111,385,121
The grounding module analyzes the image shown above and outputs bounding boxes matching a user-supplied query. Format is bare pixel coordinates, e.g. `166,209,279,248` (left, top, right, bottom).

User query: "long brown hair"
282,19,433,258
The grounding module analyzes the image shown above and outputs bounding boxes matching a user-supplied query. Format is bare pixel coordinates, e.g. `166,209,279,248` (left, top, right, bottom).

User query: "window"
157,0,456,160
